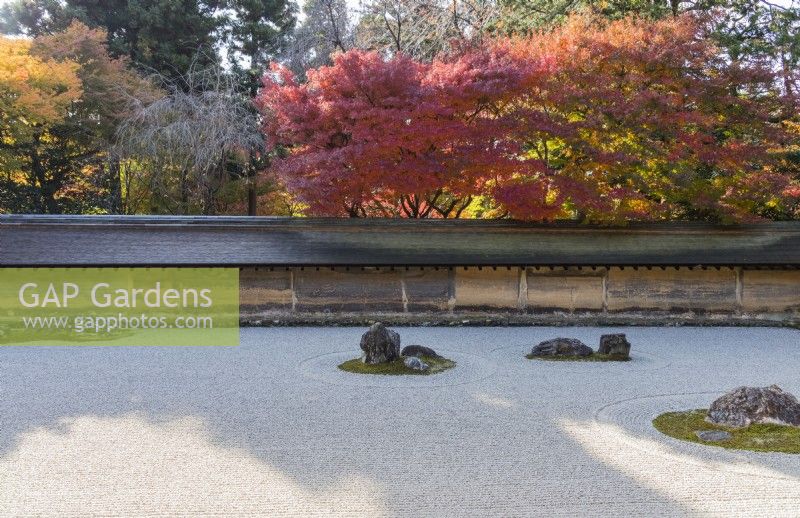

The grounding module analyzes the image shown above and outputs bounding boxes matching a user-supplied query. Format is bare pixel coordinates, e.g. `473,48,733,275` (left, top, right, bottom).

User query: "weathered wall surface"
4,217,796,326
240,266,800,326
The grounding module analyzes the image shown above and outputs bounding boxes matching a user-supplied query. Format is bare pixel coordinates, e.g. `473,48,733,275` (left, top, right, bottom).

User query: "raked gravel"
1,326,799,517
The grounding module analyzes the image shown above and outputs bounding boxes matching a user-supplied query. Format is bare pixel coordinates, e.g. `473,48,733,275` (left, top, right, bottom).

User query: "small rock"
401,345,440,358
707,385,800,428
530,338,593,358
695,430,732,442
404,356,429,371
359,322,401,365
597,333,631,359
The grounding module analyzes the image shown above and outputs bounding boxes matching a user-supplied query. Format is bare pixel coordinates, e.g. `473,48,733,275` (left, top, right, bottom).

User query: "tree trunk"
248,181,257,216
781,51,795,120
180,168,190,215
108,156,122,214
29,131,59,214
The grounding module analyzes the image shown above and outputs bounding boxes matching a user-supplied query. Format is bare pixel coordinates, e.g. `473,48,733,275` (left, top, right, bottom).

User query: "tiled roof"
1,215,799,267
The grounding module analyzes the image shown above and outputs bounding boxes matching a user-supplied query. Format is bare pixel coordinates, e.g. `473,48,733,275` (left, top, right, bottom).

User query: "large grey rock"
404,356,429,371
359,322,401,364
401,345,440,358
597,334,631,359
707,385,800,428
529,338,593,358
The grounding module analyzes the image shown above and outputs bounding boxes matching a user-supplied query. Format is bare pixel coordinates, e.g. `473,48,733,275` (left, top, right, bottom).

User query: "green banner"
0,268,239,346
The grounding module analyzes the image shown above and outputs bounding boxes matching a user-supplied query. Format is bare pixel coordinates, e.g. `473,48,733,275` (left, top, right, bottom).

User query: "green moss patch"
338,355,456,375
653,409,800,454
525,353,630,362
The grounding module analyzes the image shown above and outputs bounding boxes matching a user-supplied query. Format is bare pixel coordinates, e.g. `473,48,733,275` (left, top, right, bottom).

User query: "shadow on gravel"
2,326,798,514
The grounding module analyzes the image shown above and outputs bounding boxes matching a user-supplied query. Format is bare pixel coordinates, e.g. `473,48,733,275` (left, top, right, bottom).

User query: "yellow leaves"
544,186,560,205
781,119,800,153
619,196,650,213
0,36,82,126
455,195,488,218
10,170,29,185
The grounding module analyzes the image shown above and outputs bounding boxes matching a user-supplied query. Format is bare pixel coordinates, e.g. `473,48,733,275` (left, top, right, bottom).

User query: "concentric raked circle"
593,392,800,480
297,349,498,388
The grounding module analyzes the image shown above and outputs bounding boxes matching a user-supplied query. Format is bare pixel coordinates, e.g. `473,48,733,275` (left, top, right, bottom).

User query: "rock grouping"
404,356,429,371
597,334,631,359
359,324,637,370
401,345,440,358
359,323,441,372
359,322,401,364
530,334,632,360
707,385,800,428
529,338,593,358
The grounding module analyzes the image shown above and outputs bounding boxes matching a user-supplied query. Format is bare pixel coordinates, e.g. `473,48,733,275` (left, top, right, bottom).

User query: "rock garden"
527,333,632,361
336,324,800,457
653,385,800,453
337,322,456,375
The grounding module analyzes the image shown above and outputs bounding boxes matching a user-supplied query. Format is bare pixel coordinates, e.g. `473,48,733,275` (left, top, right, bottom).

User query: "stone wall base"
239,266,800,327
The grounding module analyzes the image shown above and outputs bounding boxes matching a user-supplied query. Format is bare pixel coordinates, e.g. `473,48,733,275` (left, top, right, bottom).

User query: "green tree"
1,0,224,83
226,0,296,89
224,1,295,214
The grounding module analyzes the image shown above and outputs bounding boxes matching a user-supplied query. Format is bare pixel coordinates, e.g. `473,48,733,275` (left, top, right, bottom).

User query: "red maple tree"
257,14,799,221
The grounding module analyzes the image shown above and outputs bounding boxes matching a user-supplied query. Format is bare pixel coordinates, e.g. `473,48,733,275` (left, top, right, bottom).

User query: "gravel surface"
1,326,799,517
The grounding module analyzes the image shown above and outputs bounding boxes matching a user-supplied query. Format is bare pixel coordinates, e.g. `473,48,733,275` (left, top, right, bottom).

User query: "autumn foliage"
1,22,157,214
258,49,526,217
0,38,81,129
258,15,799,222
